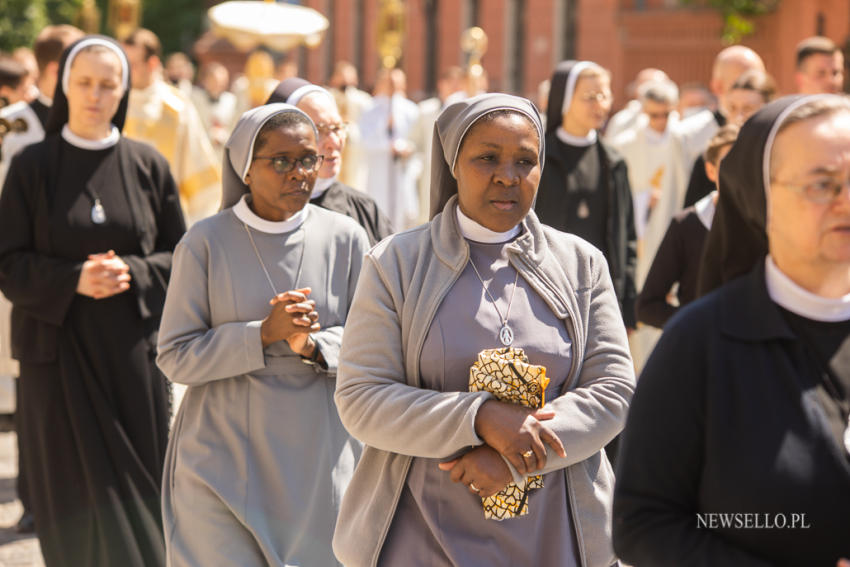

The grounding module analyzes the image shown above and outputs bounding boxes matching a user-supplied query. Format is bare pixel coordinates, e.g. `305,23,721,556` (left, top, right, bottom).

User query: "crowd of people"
0,22,848,567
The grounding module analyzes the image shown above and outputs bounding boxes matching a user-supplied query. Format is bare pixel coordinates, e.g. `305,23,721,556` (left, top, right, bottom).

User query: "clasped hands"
76,250,131,299
438,400,566,498
260,287,321,357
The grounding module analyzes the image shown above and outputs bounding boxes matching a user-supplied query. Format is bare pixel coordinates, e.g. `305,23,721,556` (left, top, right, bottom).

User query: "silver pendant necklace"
243,223,305,295
467,257,520,346
91,198,106,224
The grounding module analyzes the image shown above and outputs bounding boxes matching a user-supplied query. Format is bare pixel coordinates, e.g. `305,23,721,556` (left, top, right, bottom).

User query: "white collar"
765,256,850,322
61,124,120,150
455,205,521,243
36,92,52,107
312,176,336,199
556,126,597,147
694,191,717,230
233,194,309,234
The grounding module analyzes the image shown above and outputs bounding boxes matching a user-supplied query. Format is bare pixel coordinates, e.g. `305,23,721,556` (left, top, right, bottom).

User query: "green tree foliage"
138,0,206,56
680,0,780,44
0,0,49,52
0,0,204,57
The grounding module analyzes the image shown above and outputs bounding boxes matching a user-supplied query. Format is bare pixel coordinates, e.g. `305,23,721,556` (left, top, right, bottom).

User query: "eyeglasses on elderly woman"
772,175,850,204
253,153,324,175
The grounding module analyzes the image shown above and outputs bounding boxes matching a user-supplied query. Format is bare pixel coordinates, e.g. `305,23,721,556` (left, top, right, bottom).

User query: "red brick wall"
197,0,850,104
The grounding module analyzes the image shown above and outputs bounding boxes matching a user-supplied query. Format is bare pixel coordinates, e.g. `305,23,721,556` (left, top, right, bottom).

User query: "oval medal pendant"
91,199,106,224
499,324,514,346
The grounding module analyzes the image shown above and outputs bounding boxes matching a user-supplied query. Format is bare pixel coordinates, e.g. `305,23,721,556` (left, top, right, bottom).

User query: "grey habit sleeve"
534,252,635,476
308,225,369,375
335,254,495,459
156,239,266,385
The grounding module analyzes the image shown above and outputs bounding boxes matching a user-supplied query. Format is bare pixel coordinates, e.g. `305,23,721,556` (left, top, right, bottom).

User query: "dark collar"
720,259,795,342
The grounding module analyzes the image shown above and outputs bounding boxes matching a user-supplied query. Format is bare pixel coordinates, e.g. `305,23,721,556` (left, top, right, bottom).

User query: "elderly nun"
157,103,369,566
614,95,850,566
333,93,635,567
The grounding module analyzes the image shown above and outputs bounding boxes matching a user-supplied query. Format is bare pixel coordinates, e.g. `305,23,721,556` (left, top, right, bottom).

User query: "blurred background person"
329,60,373,191
0,35,184,566
265,77,393,244
122,28,221,225
164,51,195,98
191,61,238,159
795,36,845,95
615,94,850,567
410,65,465,225
359,67,421,231
0,25,84,185
609,78,690,370
232,49,279,114
680,45,765,207
535,60,637,333
683,69,775,207
604,67,672,141
635,124,739,330
0,57,30,109
11,47,39,102
677,82,717,118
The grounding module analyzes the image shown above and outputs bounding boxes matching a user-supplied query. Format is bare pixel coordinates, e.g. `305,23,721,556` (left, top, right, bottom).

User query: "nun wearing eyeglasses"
156,103,368,566
613,95,850,566
534,61,637,331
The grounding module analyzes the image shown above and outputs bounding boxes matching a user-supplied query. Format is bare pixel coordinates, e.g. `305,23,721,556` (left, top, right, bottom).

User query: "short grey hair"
638,79,679,106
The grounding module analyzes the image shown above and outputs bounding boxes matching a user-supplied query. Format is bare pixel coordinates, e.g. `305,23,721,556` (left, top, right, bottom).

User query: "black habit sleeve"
117,140,186,324
636,216,684,328
683,155,715,208
613,157,638,329
613,306,774,567
0,145,82,326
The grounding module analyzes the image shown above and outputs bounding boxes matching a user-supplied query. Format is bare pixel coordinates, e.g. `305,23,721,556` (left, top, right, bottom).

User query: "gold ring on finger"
521,450,534,459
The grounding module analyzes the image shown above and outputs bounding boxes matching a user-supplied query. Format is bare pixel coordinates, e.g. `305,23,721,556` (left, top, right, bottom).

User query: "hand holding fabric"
77,250,132,299
474,400,565,476
438,445,513,498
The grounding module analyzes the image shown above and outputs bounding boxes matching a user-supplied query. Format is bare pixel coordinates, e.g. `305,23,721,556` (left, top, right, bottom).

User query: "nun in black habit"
252,77,393,245
0,36,184,566
613,95,850,566
534,60,637,328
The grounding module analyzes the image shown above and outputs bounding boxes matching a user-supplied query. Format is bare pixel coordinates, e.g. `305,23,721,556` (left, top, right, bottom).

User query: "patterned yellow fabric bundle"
469,347,549,520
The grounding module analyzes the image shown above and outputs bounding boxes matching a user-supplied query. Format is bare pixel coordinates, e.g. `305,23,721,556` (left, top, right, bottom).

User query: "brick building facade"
198,0,849,106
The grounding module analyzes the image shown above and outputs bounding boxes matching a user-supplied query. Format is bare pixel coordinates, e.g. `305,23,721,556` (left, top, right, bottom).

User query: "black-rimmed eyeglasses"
254,154,324,174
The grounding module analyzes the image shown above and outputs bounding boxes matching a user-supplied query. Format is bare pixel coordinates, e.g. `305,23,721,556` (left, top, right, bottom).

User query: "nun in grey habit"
157,103,369,566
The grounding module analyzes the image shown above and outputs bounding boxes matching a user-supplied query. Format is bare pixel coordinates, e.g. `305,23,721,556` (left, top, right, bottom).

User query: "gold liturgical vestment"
124,81,222,225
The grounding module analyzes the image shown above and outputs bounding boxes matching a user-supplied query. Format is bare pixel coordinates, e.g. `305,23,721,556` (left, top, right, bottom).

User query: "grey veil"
219,103,318,210
429,93,546,219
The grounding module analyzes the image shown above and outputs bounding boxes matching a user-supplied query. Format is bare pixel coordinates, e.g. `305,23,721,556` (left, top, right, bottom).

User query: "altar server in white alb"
358,67,422,231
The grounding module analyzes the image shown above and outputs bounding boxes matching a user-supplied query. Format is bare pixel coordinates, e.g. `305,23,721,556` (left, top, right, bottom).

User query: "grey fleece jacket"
333,196,635,567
